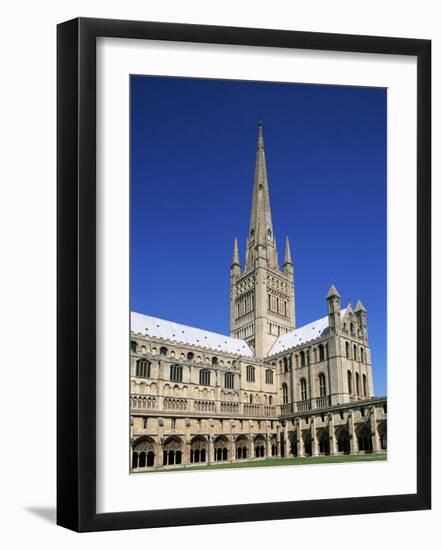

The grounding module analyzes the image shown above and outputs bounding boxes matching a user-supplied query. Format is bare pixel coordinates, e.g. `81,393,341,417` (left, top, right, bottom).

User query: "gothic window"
319,373,327,397
283,357,289,372
187,352,194,361
363,374,368,397
345,341,350,359
350,322,354,334
211,356,218,366
160,346,168,356
130,341,137,353
300,350,306,367
249,394,253,404
171,417,176,430
347,370,353,394
282,383,288,404
356,372,361,396
265,369,274,384
269,395,273,405
225,372,234,389
170,364,183,383
199,369,211,386
353,344,358,361
246,365,255,383
318,344,325,361
360,347,365,363
136,359,151,378
300,378,307,401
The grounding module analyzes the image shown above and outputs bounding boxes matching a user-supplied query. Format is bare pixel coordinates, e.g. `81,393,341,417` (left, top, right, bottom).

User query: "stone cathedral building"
130,123,387,471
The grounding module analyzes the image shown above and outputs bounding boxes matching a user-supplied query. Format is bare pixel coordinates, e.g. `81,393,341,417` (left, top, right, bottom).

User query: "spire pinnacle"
355,299,367,312
283,236,293,265
326,284,341,299
232,237,240,266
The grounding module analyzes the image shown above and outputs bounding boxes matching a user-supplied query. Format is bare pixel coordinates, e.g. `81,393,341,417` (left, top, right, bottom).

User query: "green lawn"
140,453,387,473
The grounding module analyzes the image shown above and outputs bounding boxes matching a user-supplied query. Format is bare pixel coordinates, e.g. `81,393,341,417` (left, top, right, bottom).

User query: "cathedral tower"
230,123,296,357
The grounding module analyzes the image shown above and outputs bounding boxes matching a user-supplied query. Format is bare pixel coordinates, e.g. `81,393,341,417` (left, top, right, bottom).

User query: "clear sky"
130,75,387,396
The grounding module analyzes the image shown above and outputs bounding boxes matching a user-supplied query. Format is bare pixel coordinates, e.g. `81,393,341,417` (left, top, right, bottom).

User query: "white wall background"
0,0,439,547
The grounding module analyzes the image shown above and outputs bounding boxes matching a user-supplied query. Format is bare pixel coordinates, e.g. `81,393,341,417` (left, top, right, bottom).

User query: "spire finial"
283,236,293,265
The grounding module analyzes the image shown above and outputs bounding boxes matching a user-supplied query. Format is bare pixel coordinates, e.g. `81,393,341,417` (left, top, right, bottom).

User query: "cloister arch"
302,431,312,456
235,435,250,460
132,436,156,469
378,420,387,450
253,434,266,458
335,426,350,454
317,428,330,455
190,435,208,463
163,435,183,466
214,435,230,462
356,423,373,453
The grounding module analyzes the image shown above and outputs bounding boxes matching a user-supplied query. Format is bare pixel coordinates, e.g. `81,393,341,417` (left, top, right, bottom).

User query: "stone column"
296,419,303,457
310,417,318,456
329,413,337,455
276,427,281,457
250,434,255,459
266,433,272,457
283,422,290,457
208,435,214,464
348,410,358,454
370,407,380,452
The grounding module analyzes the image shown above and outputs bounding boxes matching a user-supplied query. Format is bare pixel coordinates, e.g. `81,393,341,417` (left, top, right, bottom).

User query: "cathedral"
130,123,387,471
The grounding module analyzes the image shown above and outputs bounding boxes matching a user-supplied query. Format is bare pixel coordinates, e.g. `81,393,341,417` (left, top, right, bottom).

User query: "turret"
326,284,341,334
283,236,294,276
231,237,241,277
355,299,368,340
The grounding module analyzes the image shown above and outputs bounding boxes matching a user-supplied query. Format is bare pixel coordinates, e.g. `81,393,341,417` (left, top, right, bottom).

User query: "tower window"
170,364,183,383
319,344,325,361
319,373,327,397
282,383,288,404
136,359,151,378
160,346,168,356
347,371,353,394
265,369,274,384
363,374,368,397
300,351,306,367
225,372,234,389
356,372,360,396
246,365,255,383
345,342,350,359
300,378,307,401
199,369,211,386
130,341,137,353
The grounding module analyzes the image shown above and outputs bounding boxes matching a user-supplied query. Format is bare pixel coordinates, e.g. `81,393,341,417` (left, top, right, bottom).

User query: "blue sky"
130,76,387,396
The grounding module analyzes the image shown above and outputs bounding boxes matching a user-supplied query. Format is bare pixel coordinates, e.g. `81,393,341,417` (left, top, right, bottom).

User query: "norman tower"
230,123,295,357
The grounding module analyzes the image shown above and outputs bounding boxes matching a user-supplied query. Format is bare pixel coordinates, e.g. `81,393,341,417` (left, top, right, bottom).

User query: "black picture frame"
57,17,431,532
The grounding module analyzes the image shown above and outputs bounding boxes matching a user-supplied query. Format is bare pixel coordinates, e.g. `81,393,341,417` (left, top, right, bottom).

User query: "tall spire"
246,122,276,269
231,237,240,266
283,236,293,265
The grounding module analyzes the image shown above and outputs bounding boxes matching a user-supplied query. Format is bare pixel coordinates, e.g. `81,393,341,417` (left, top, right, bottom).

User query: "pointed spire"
231,237,240,266
355,299,367,312
283,236,293,265
326,284,341,299
246,122,276,269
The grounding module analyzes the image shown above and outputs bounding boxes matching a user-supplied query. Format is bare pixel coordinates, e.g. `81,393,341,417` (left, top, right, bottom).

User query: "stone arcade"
130,123,387,471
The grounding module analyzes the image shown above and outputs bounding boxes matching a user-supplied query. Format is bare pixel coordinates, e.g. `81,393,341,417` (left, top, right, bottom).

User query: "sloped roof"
131,311,254,357
268,307,348,356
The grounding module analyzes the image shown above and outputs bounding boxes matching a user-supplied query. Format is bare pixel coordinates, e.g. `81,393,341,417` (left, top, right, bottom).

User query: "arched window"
170,364,183,382
211,357,218,366
347,370,353,394
136,359,151,378
130,341,137,353
318,344,325,361
353,344,358,361
363,374,368,397
246,365,255,383
319,373,327,397
269,395,273,405
360,347,365,363
345,341,350,358
282,383,288,404
283,357,289,372
199,369,211,386
265,369,273,384
225,372,234,389
187,352,194,361
356,372,360,395
249,394,253,404
160,346,168,356
350,322,354,334
300,378,307,401
300,350,306,367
